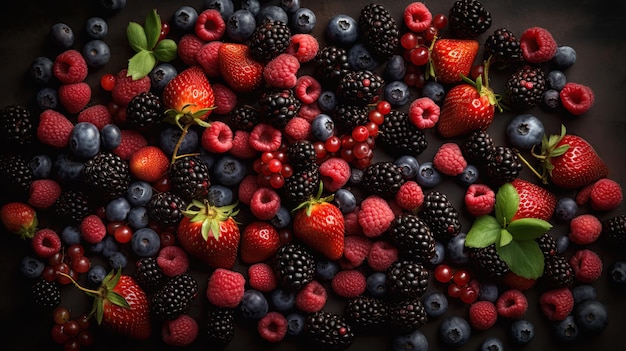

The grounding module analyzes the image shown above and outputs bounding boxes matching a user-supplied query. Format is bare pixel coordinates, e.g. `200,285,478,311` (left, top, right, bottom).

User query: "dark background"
1,0,625,350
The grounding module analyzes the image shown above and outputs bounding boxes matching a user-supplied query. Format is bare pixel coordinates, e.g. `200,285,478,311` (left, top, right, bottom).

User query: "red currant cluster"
400,13,448,88
42,244,91,285
434,263,480,304
50,306,94,351
253,146,294,189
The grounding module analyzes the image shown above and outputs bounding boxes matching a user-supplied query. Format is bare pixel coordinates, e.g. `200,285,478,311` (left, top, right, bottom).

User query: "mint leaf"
145,9,161,51
128,50,156,80
153,39,178,62
465,215,501,248
507,218,552,241
127,22,148,52
497,239,544,279
499,228,513,247
495,183,518,225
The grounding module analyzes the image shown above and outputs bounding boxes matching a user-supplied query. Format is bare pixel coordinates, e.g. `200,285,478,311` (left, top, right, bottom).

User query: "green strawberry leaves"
126,9,177,80
182,200,240,241
465,183,553,279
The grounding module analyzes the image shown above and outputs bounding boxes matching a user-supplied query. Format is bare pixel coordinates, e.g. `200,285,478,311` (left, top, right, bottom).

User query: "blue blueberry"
126,181,153,206
100,235,120,258
159,126,199,156
457,164,479,187
50,22,74,48
422,81,446,104
394,155,419,179
207,184,234,206
446,233,470,266
429,241,445,266
554,197,578,222
130,228,161,257
439,316,471,348
608,260,626,291
82,39,110,67
415,162,441,188
127,206,150,229
333,188,356,214
240,289,269,320
551,45,577,70
572,284,597,305
422,291,448,318
291,7,316,34
100,123,122,150
226,9,257,42
384,80,411,107
105,197,131,222
61,225,82,245
205,0,235,21
366,272,387,298
317,90,337,112
556,235,570,254
54,154,84,182
257,5,288,24
29,56,54,85
480,337,504,351
29,154,53,179
574,300,608,334
87,265,107,287
553,315,578,343
85,17,108,39
384,55,407,82
280,0,300,13
70,122,101,159
316,259,339,281
270,206,291,228
19,256,45,278
506,113,545,150
212,155,247,186
35,87,59,110
149,63,178,92
286,312,306,336
241,0,261,16
100,0,126,10
348,167,364,185
510,319,534,344
198,149,216,169
542,89,561,111
547,70,567,91
391,329,429,351
310,113,335,141
478,282,498,302
348,43,379,71
172,6,198,33
270,288,296,312
108,251,128,269
325,15,358,46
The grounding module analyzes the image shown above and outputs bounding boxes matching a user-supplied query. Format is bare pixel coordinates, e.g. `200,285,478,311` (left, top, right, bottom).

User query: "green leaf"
465,215,501,248
551,144,569,157
127,22,148,52
497,240,544,279
507,218,553,240
201,219,211,241
107,291,130,309
495,183,519,225
127,50,156,80
145,9,161,50
154,39,178,62
499,228,513,247
94,299,104,324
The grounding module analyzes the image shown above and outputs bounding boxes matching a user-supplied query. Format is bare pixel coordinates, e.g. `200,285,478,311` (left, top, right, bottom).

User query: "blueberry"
19,256,45,278
205,0,235,21
29,56,54,85
554,197,578,222
457,164,479,187
240,289,269,320
348,43,379,71
556,235,570,254
439,316,471,348
325,14,358,46
241,0,261,16
270,288,295,312
608,260,626,291
257,5,288,24
207,184,234,206
291,7,316,34
478,282,498,302
226,9,257,42
574,300,608,334
286,312,306,336
422,291,448,318
50,22,74,48
101,236,119,258
553,315,579,343
316,259,339,281
100,0,126,10
310,113,335,141
394,155,420,179
510,319,534,344
29,154,53,179
384,55,407,82
366,272,387,298
130,228,161,257
108,251,128,269
85,17,108,39
105,197,131,222
391,329,429,351
35,87,59,110
100,123,122,150
149,63,178,92
422,81,446,104
126,181,153,206
317,91,337,112
87,265,107,287
333,188,356,213
198,149,216,169
384,80,410,107
270,206,291,228
480,337,504,351
212,155,247,186
446,233,470,266
415,162,441,188
547,70,567,91
551,45,577,70
429,241,445,266
69,122,101,159
280,0,300,13
172,6,198,33
127,206,149,229
505,113,545,150
542,89,561,111
348,167,364,185
159,126,199,156
572,284,597,306
82,39,111,67
54,154,84,182
61,225,82,245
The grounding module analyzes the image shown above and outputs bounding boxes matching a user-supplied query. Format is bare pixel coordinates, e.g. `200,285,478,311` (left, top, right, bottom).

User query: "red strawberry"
0,202,38,239
240,221,281,264
430,39,479,84
176,200,240,269
510,179,557,221
292,186,345,260
218,43,264,93
162,65,215,128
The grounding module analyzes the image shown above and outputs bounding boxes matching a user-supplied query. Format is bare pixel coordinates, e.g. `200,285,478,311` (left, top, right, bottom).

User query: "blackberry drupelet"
602,214,626,247
230,105,260,132
273,242,316,291
336,70,385,106
147,191,187,227
461,130,496,169
386,260,429,300
0,154,34,194
469,244,510,281
344,296,389,332
31,278,61,310
259,88,301,129
485,146,523,186
505,64,547,110
378,110,428,158
388,214,436,263
358,3,400,60
304,311,355,351
361,161,406,198
249,19,291,63
536,232,557,258
151,273,199,320
54,189,91,224
420,191,462,242
543,254,575,288
282,163,320,206
332,104,369,134
388,297,428,333
286,139,317,170
125,91,163,130
314,45,352,85
170,155,211,200
206,304,236,346
448,0,492,38
485,27,523,67
0,104,34,146
82,152,131,200
135,257,169,294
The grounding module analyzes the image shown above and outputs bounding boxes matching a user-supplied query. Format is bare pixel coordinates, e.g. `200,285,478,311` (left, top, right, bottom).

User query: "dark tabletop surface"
1,0,626,350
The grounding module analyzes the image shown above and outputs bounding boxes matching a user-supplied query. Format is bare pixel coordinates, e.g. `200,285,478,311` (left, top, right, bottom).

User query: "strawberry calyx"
459,56,503,113
530,124,570,184
182,199,240,241
291,182,335,217
163,104,215,130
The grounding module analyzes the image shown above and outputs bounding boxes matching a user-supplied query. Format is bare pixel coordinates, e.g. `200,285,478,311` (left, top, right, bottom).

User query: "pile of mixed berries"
1,0,626,350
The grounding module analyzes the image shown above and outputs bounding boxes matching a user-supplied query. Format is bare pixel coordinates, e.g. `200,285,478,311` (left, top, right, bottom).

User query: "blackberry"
388,214,436,263
602,214,626,248
461,130,496,169
469,244,510,281
505,64,547,110
206,305,235,346
448,0,492,38
230,105,260,132
536,232,557,258
485,146,523,186
82,152,131,200
386,260,429,300
378,110,428,157
388,297,428,333
314,45,352,85
420,191,462,242
0,105,34,146
304,311,355,351
273,242,316,291
54,189,91,224
485,28,523,67
151,273,199,320
31,278,61,310
336,70,385,106
344,296,388,332
0,154,34,194
282,163,320,206
125,91,163,130
286,139,316,170
147,191,187,227
259,88,301,129
543,254,575,288
332,104,369,134
249,19,291,63
170,155,211,200
135,257,169,294
361,161,405,198
358,3,400,60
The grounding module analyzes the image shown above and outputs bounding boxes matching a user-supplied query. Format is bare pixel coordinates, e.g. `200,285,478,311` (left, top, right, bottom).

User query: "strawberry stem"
171,122,192,164
516,152,546,182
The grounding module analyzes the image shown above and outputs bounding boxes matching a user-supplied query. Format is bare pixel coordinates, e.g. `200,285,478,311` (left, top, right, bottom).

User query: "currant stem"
57,271,101,296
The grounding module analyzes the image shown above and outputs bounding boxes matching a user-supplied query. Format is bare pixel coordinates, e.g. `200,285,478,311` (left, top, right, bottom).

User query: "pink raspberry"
202,120,233,153
77,104,112,130
367,240,398,272
387,199,404,217
433,142,467,176
28,179,62,209
161,314,198,347
196,41,223,78
297,102,322,122
341,235,371,269
285,33,319,63
36,109,74,148
31,228,62,259
358,195,395,238
80,214,106,244
468,301,498,331
539,287,574,321
250,187,281,220
394,180,424,211
157,245,190,277
249,123,282,152
58,82,91,114
502,272,536,291
177,34,205,66
195,9,225,41
560,82,595,115
408,97,440,129
284,116,311,141
403,2,433,33
257,312,288,343
206,268,246,308
295,280,327,313
230,130,259,159
238,175,260,206
575,182,593,206
331,269,366,298
589,178,622,211
294,75,322,104
319,157,351,192
53,49,88,84
520,26,558,63
248,263,277,292
343,207,363,236
111,69,151,106
113,129,148,160
211,83,237,115
496,289,528,319
569,249,603,283
263,53,300,88
465,184,496,217
569,214,602,245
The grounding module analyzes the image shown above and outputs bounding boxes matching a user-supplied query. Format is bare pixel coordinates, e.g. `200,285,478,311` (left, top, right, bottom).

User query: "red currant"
452,269,471,287
313,141,327,159
160,231,176,247
434,264,453,283
423,26,438,42
269,173,285,189
76,330,94,347
324,136,342,153
66,244,84,258
53,307,71,325
339,148,354,163
352,142,370,159
365,121,379,137
280,164,293,178
100,73,115,91
432,14,448,29
376,100,392,115
159,21,170,41
400,32,419,50
113,225,133,244
470,64,485,80
51,323,70,344
71,256,91,274
460,285,478,304
409,45,430,66
447,283,462,298
267,158,282,173
351,126,369,142
368,110,385,125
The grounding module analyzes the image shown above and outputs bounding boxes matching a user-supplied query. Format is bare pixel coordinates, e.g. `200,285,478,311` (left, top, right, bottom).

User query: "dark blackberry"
273,242,316,291
420,191,462,242
469,244,510,281
54,189,91,224
388,297,428,333
461,130,496,169
286,139,316,170
378,110,428,157
602,214,626,248
135,257,169,294
170,155,211,200
332,104,369,134
0,154,34,194
485,28,523,67
448,0,492,38
230,105,260,132
304,311,355,351
125,91,163,130
336,70,385,106
0,105,34,146
388,214,436,263
386,260,429,300
147,191,188,227
358,3,400,60
361,161,406,198
31,278,61,310
151,273,199,320
344,296,388,332
259,88,301,129
505,64,547,110
206,304,235,346
282,163,320,206
536,232,557,258
82,152,131,200
485,146,523,186
314,45,352,85
543,254,575,288
249,19,291,63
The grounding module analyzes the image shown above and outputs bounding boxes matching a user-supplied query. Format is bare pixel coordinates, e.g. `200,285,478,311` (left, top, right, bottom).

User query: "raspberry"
502,272,536,291
58,82,91,114
113,129,148,160
520,26,558,63
52,49,88,84
177,34,205,66
28,179,62,209
560,82,595,115
341,235,371,269
257,312,288,343
196,41,223,78
111,68,151,106
464,183,496,217
297,102,322,123
331,269,366,298
285,33,319,63
569,249,603,283
284,116,311,141
202,120,233,153
31,228,62,258
294,75,322,104
206,268,246,308
403,2,433,33
211,83,237,115
161,314,199,347
157,245,190,277
408,97,440,129
195,9,226,41
248,263,277,292
569,214,602,245
230,130,259,159
80,214,107,244
249,187,281,220
77,104,112,130
575,182,593,206
433,142,467,176
367,240,398,272
589,178,622,211
394,180,424,211
295,280,327,313
36,109,74,148
249,123,282,152
496,289,528,319
468,301,498,331
539,287,574,321
319,157,351,192
343,207,363,236
357,195,395,238
263,53,300,89
238,175,260,206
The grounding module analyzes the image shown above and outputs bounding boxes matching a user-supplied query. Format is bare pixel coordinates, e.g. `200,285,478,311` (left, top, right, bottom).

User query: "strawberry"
218,43,264,93
128,145,171,182
240,221,281,264
429,38,479,84
177,200,240,269
292,185,345,260
510,178,557,221
162,65,215,129
0,202,38,239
